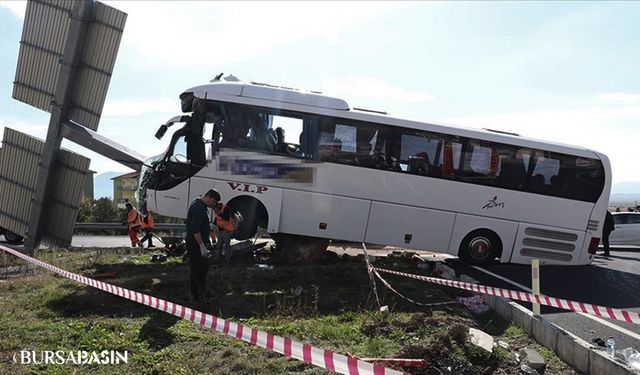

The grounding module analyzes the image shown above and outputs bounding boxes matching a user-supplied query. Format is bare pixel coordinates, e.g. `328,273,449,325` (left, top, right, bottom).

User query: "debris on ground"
516,348,547,375
457,294,490,314
433,263,457,280
496,340,510,351
248,263,273,271
468,327,494,353
619,347,640,369
460,274,479,284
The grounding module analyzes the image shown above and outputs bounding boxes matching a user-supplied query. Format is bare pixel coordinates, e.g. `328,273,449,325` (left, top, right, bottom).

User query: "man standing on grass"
186,189,220,303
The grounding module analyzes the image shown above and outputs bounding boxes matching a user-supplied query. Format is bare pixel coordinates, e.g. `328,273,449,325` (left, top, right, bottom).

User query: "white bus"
137,76,610,265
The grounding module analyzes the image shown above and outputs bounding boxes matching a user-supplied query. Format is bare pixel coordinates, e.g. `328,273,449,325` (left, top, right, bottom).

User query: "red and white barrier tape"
0,245,406,375
361,359,427,368
372,267,640,325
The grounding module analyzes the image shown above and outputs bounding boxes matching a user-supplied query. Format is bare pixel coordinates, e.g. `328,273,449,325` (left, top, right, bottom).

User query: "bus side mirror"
155,124,168,140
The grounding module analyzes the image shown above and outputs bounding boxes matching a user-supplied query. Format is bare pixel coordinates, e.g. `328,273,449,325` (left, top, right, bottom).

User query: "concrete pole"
532,259,541,316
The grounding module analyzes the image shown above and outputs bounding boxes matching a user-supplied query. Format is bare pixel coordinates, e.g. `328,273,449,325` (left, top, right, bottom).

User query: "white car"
609,212,640,245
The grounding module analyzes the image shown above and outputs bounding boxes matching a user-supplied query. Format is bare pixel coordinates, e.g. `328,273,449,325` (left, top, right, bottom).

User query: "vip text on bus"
137,75,610,265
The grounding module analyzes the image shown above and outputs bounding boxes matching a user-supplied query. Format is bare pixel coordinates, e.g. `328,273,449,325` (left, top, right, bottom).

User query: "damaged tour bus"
137,75,610,265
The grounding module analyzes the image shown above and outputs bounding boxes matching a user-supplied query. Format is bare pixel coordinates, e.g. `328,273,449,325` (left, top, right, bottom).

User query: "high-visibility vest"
215,203,235,232
127,209,142,229
141,211,154,229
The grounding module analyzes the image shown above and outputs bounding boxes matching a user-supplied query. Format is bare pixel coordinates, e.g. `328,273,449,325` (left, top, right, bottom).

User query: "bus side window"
497,148,528,190
529,152,559,194
441,140,462,179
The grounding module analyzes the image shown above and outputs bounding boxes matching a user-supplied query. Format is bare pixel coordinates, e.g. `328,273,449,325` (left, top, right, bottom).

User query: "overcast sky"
0,1,638,186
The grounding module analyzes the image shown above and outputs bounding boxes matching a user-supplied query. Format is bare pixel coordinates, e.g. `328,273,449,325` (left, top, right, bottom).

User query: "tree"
76,196,93,222
93,198,118,223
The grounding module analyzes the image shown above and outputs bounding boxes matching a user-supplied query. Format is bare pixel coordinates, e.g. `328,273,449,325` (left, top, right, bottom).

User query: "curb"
484,294,639,374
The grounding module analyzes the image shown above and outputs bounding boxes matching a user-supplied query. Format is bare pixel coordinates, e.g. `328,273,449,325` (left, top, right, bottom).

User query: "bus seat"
530,174,546,191
265,128,277,152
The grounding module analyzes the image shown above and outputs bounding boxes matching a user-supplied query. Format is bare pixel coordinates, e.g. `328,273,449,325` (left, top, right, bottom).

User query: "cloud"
105,1,410,68
0,116,48,141
321,76,436,115
102,97,178,117
597,93,640,105
323,76,435,105
0,1,26,18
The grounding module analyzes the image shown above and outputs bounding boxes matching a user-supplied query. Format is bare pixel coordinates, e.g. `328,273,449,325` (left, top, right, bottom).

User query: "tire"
458,230,501,265
270,234,329,264
227,197,268,241
233,207,258,241
4,231,24,245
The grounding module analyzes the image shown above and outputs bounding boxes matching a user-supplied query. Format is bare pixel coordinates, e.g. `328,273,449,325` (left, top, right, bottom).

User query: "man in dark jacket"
602,210,615,257
186,189,220,303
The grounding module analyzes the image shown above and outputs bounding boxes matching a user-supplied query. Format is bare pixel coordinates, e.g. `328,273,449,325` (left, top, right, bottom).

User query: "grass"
0,248,578,374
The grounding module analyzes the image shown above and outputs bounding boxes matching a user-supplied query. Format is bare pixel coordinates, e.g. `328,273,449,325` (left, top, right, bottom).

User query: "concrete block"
519,348,547,374
510,301,533,335
468,327,494,353
556,330,591,374
495,297,512,321
531,316,558,352
588,348,636,375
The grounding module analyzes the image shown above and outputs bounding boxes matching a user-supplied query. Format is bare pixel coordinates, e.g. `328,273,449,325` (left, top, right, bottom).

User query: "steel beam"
61,121,146,171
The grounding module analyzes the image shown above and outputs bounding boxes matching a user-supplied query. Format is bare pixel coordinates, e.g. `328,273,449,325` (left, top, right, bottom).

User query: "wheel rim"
468,237,491,260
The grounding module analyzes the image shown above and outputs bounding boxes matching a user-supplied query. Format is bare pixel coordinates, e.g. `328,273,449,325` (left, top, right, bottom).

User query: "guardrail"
74,222,185,230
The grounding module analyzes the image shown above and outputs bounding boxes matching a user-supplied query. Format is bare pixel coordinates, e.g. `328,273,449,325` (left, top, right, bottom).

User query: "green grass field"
0,248,577,374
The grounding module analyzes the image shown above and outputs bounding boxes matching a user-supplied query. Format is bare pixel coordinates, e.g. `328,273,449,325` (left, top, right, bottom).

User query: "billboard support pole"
24,0,94,252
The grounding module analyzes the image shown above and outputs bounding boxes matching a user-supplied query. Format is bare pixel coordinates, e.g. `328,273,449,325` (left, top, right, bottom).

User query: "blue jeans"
216,231,234,265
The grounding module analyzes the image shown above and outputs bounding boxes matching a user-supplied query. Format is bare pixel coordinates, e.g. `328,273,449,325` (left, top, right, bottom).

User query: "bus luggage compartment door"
278,190,369,242
365,202,456,251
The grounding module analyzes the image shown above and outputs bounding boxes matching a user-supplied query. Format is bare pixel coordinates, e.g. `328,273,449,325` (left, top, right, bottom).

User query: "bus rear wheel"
459,230,501,265
4,230,24,245
270,234,329,264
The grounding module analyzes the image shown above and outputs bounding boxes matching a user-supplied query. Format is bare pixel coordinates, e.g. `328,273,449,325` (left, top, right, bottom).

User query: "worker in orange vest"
212,202,236,266
139,209,155,248
125,202,142,248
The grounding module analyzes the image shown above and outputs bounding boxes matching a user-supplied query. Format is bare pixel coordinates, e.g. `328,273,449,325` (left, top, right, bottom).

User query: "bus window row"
204,102,605,203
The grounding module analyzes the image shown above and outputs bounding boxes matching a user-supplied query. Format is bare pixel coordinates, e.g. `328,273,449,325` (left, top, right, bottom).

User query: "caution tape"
0,245,406,375
372,267,640,326
361,358,427,368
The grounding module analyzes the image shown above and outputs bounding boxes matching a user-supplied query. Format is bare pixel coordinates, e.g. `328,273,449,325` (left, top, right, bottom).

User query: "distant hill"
610,181,640,206
93,171,121,199
612,181,640,194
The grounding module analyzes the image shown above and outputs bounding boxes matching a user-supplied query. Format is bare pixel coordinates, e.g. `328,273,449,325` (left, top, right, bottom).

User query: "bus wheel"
271,234,329,264
4,231,24,245
459,230,500,265
230,197,268,241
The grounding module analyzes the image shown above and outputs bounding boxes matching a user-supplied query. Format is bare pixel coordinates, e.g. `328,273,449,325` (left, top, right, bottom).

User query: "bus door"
152,134,193,216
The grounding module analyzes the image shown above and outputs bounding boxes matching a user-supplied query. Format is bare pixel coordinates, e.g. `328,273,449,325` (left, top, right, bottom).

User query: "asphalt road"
445,247,640,351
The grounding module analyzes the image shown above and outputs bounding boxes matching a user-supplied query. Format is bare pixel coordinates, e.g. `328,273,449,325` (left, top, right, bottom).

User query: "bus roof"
183,80,602,159
185,81,350,111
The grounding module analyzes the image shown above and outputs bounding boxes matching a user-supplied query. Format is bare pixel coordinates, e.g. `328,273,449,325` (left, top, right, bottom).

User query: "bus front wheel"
459,230,501,265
